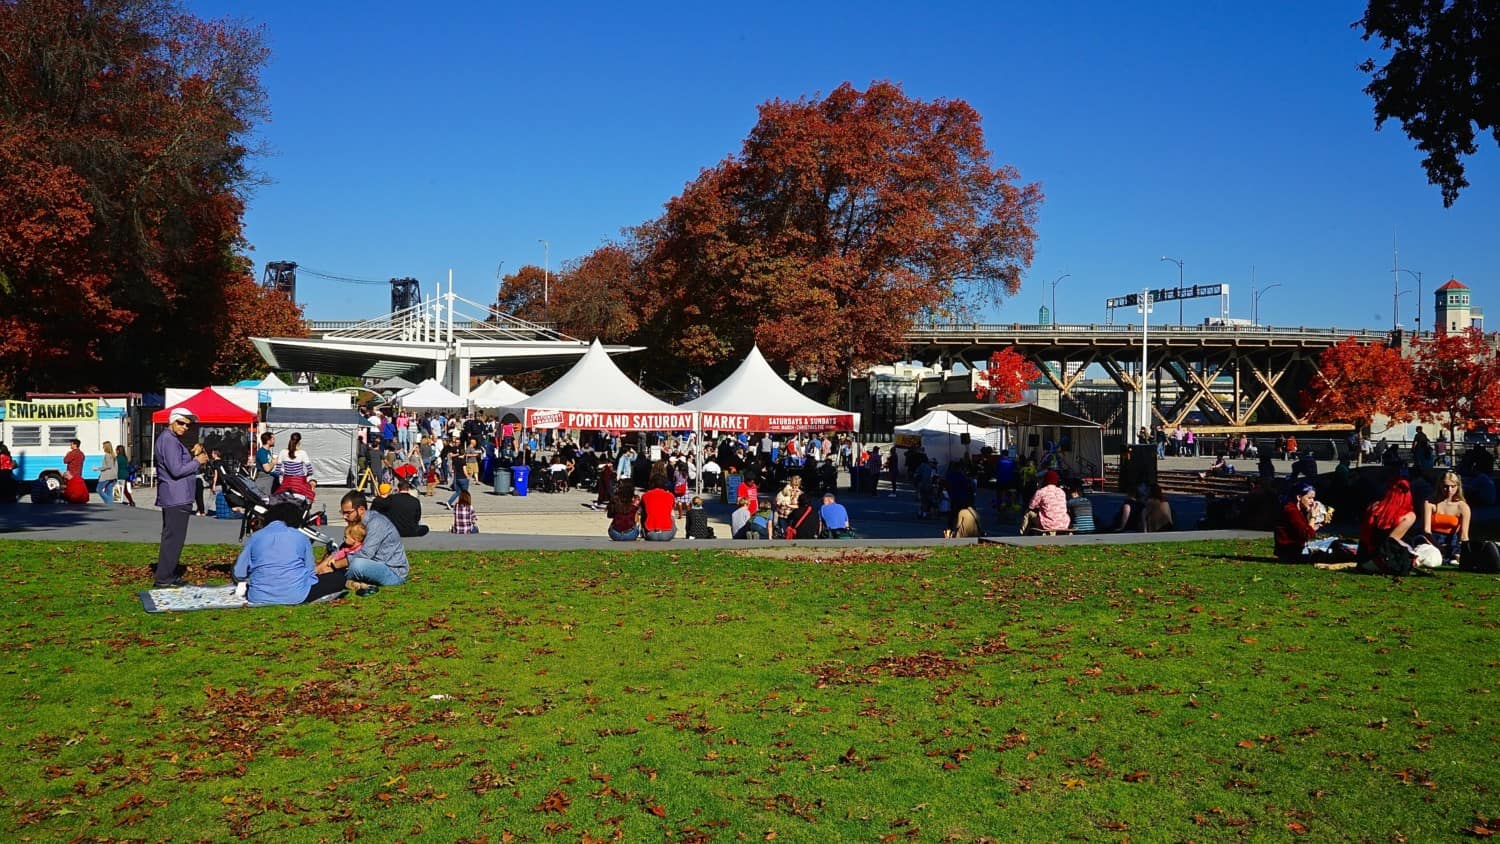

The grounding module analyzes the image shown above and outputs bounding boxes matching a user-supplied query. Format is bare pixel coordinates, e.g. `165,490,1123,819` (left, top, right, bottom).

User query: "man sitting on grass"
818,492,854,538
327,491,409,597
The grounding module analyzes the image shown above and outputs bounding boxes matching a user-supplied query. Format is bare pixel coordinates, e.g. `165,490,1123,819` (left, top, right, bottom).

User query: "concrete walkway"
0,460,1269,552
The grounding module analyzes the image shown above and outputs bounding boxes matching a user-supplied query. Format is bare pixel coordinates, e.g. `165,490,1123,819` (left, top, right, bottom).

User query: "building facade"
1434,278,1484,334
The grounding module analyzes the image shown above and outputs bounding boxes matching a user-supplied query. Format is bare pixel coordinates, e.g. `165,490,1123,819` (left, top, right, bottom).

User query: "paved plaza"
0,457,1272,552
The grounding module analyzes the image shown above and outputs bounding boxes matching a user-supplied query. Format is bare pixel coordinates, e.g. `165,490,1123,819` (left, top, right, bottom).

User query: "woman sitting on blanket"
233,501,347,605
1273,482,1335,562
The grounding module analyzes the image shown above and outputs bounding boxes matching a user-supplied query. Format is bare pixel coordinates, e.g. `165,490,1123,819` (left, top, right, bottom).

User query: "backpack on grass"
1460,540,1500,574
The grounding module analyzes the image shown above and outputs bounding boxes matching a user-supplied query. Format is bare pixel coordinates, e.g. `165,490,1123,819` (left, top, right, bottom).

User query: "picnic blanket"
138,583,246,613
137,583,344,613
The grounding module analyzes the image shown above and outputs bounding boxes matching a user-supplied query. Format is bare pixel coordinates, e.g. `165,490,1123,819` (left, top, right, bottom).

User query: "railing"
906,323,1395,339
307,319,562,333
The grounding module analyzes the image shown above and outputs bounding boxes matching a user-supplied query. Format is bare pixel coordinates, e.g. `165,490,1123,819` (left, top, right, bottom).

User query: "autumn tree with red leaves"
974,348,1039,403
552,245,637,344
491,246,638,346
1408,328,1500,442
1301,338,1413,432
628,81,1042,389
491,265,550,325
0,0,303,393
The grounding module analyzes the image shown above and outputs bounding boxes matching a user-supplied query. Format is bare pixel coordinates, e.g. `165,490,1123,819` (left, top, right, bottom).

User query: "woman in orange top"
1421,471,1470,564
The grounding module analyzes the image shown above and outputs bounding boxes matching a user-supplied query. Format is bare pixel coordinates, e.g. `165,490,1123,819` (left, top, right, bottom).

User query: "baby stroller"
221,467,333,545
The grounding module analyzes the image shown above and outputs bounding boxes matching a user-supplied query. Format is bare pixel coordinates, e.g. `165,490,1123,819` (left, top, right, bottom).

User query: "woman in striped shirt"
277,432,316,500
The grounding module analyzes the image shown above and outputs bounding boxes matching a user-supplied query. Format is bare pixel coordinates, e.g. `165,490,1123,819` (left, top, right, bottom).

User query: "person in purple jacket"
153,408,208,588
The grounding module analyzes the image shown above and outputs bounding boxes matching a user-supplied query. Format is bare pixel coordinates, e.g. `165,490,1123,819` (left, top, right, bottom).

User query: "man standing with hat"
154,408,208,588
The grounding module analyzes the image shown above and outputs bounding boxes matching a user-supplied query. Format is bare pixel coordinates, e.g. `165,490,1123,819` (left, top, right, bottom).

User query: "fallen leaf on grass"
534,789,571,813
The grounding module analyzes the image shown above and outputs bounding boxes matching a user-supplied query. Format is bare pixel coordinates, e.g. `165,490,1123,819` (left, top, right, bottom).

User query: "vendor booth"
679,346,858,432
150,387,258,469
892,409,1003,472
395,379,466,411
929,403,1105,484
469,378,529,410
503,340,692,431
266,395,365,486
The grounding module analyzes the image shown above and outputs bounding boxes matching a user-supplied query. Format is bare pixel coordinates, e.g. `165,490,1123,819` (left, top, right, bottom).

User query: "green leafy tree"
1356,0,1500,206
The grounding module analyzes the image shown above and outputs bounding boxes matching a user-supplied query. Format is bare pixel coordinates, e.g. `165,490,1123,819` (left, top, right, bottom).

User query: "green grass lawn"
2,539,1498,842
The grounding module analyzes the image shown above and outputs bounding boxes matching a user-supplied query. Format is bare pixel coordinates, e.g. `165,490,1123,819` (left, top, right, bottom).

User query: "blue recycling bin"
511,465,531,496
723,473,743,505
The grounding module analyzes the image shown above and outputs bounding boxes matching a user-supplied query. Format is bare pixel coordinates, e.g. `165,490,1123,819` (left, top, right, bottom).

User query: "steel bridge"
902,322,1402,432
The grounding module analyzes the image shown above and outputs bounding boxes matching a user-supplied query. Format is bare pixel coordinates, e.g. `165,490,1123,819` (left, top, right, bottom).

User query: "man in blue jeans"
336,490,409,597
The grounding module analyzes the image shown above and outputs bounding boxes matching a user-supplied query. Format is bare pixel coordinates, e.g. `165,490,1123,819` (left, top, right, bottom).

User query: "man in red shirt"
640,481,677,541
63,439,85,480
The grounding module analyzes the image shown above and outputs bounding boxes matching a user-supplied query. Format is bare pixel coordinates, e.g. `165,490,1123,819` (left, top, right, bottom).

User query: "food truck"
0,394,142,484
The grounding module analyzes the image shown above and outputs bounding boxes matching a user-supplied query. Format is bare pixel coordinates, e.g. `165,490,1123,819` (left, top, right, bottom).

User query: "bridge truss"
904,323,1399,432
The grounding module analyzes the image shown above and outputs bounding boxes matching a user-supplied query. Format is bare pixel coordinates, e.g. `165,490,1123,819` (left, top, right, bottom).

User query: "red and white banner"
699,412,855,433
524,408,696,431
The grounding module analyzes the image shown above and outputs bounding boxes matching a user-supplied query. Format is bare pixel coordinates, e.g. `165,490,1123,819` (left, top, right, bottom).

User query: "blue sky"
194,0,1497,331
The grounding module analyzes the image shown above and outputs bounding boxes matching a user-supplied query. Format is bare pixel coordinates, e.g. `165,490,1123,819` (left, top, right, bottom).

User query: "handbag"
784,507,812,540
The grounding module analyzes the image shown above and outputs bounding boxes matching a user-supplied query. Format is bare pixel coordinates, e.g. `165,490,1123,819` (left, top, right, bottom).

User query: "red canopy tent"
148,388,258,480
151,387,257,424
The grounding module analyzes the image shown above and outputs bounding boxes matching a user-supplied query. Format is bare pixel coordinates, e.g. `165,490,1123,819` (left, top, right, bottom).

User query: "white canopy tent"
396,379,465,410
929,402,1106,483
892,409,1003,472
502,340,693,431
679,345,858,432
265,406,365,486
469,379,529,409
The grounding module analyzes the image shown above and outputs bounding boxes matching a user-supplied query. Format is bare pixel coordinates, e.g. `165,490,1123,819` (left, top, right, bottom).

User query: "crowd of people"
12,396,1499,601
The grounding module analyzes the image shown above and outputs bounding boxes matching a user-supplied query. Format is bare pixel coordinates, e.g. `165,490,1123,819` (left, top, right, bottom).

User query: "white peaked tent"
504,340,693,430
469,379,529,409
396,378,465,410
893,409,1003,471
680,345,858,432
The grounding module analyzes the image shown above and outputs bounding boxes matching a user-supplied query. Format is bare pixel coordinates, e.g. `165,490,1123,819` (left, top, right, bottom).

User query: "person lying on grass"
234,501,347,605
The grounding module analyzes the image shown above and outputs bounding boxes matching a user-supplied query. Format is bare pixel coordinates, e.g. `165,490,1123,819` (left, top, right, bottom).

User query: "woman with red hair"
1357,477,1417,569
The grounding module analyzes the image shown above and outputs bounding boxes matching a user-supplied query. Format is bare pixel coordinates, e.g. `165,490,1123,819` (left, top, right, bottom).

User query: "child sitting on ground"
450,490,478,534
684,495,715,539
325,523,366,565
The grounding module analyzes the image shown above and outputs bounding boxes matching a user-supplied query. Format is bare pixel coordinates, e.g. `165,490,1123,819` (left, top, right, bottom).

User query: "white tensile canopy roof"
680,345,858,432
396,378,465,409
503,339,693,431
469,378,529,409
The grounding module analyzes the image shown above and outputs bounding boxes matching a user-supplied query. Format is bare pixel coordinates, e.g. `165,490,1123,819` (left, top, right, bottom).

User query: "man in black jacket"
372,478,430,537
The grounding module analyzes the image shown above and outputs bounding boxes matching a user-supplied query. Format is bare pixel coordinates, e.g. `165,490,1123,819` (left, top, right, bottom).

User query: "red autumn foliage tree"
628,81,1042,387
551,244,638,344
0,0,302,393
1408,328,1500,441
1301,338,1413,431
490,265,550,325
973,348,1040,403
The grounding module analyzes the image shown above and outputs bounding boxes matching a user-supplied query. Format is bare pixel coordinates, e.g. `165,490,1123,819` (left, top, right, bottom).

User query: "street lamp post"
1394,288,1413,330
1160,256,1184,326
538,240,550,307
1050,273,1071,325
1397,268,1423,333
1251,282,1282,325
1138,288,1153,440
